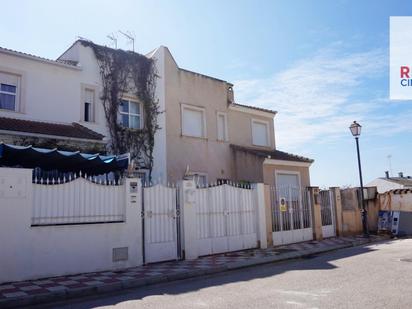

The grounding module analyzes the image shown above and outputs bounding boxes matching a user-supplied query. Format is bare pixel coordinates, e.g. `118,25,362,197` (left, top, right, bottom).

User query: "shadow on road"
45,241,390,308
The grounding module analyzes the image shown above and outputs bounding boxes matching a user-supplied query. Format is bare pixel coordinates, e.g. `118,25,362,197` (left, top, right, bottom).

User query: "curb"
0,238,386,308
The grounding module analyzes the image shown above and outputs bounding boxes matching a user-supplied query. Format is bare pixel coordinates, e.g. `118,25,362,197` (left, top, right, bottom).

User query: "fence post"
181,179,198,260
264,184,273,247
255,183,268,249
330,187,343,237
125,177,144,266
309,186,323,241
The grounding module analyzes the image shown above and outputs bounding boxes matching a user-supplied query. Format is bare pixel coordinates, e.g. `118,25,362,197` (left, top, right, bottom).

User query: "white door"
320,190,336,238
144,184,179,263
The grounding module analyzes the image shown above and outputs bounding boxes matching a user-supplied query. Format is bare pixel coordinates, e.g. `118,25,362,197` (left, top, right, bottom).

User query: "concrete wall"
0,168,142,284
338,188,379,235
379,190,412,212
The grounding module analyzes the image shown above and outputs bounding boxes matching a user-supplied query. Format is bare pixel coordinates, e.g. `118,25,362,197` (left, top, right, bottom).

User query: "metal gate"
143,183,180,263
195,183,258,256
319,190,336,238
271,186,313,246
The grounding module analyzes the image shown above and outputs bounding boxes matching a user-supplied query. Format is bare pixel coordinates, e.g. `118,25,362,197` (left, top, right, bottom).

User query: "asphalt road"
46,239,412,309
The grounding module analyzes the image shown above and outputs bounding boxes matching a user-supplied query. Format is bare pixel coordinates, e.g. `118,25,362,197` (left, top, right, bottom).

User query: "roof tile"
0,117,104,141
230,144,313,163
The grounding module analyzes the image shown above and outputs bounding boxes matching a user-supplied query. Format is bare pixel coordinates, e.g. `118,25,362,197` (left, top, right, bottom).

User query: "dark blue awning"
0,143,129,175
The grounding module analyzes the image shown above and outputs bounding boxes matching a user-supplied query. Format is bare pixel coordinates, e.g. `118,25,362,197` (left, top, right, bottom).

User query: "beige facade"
161,48,281,183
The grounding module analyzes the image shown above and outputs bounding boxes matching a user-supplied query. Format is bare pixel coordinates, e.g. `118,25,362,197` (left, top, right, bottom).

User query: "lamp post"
349,121,369,237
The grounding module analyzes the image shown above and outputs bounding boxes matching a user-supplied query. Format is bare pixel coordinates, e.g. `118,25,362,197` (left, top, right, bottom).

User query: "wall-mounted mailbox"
129,181,138,193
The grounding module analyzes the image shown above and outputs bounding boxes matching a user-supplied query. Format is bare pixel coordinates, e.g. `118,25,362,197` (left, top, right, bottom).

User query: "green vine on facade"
81,40,160,180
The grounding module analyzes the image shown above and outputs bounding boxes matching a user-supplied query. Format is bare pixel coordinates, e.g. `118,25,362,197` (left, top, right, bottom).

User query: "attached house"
0,40,313,187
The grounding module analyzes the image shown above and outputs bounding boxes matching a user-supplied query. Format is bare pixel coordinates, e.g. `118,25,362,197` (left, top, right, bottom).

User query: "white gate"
194,184,258,256
143,184,180,263
320,190,336,238
271,186,313,246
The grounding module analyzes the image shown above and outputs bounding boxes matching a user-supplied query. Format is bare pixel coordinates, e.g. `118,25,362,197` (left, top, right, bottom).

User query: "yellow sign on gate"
279,197,287,212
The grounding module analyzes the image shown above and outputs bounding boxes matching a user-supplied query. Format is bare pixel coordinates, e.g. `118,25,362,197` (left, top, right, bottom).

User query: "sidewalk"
0,235,388,308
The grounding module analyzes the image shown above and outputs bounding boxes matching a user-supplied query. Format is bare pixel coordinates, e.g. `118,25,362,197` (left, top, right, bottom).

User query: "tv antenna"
387,154,393,177
107,33,118,49
119,30,135,52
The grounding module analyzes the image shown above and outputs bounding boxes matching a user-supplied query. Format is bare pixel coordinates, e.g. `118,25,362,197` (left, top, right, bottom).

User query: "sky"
1,0,412,187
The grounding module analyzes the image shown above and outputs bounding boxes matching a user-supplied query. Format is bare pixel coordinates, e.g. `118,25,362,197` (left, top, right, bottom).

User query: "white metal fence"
270,186,313,246
32,175,125,226
194,183,258,256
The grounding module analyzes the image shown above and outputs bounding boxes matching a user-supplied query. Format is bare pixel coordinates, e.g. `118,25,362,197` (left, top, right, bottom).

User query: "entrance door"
143,184,180,263
271,173,313,246
320,190,336,238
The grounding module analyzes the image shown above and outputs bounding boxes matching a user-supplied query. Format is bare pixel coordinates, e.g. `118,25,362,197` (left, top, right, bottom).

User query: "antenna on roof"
119,30,135,52
107,33,118,49
387,154,393,177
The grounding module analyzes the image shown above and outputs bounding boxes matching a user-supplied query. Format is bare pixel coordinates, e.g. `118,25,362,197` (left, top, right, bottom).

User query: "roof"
230,144,314,163
0,117,105,141
378,177,412,187
0,46,79,69
179,68,229,84
231,103,277,115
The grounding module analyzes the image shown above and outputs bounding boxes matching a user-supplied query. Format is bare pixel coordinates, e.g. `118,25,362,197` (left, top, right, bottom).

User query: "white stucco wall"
0,168,143,284
146,47,167,181
0,43,108,137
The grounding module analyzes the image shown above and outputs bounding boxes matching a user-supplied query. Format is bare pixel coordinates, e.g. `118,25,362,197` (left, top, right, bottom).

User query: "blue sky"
1,0,412,187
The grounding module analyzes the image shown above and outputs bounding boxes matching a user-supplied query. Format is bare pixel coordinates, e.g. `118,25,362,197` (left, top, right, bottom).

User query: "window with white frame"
252,119,270,147
188,173,208,187
119,99,143,129
217,112,228,141
83,88,95,122
181,104,206,138
0,71,20,112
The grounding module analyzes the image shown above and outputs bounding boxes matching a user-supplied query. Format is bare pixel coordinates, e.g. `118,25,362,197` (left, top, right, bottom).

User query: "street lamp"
349,121,369,237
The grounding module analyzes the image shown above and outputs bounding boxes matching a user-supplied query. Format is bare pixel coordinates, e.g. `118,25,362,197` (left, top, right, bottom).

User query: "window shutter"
252,121,268,146
183,108,203,137
0,72,19,86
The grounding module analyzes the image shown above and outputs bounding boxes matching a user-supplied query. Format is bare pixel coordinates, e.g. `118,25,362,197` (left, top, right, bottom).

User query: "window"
217,112,228,141
181,104,206,138
83,88,95,122
252,119,270,147
0,72,20,111
188,173,208,187
119,99,142,129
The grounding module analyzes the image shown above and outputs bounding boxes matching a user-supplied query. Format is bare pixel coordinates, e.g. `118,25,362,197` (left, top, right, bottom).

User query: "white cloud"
233,45,394,152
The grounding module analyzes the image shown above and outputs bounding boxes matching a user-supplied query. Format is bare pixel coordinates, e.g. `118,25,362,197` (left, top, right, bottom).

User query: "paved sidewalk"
0,235,388,308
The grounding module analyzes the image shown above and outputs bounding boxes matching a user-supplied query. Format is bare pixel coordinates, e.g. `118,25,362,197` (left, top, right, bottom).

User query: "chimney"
385,171,389,179
399,172,404,178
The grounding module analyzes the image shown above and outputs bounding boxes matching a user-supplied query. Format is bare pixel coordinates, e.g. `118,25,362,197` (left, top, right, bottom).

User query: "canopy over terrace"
0,143,129,175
